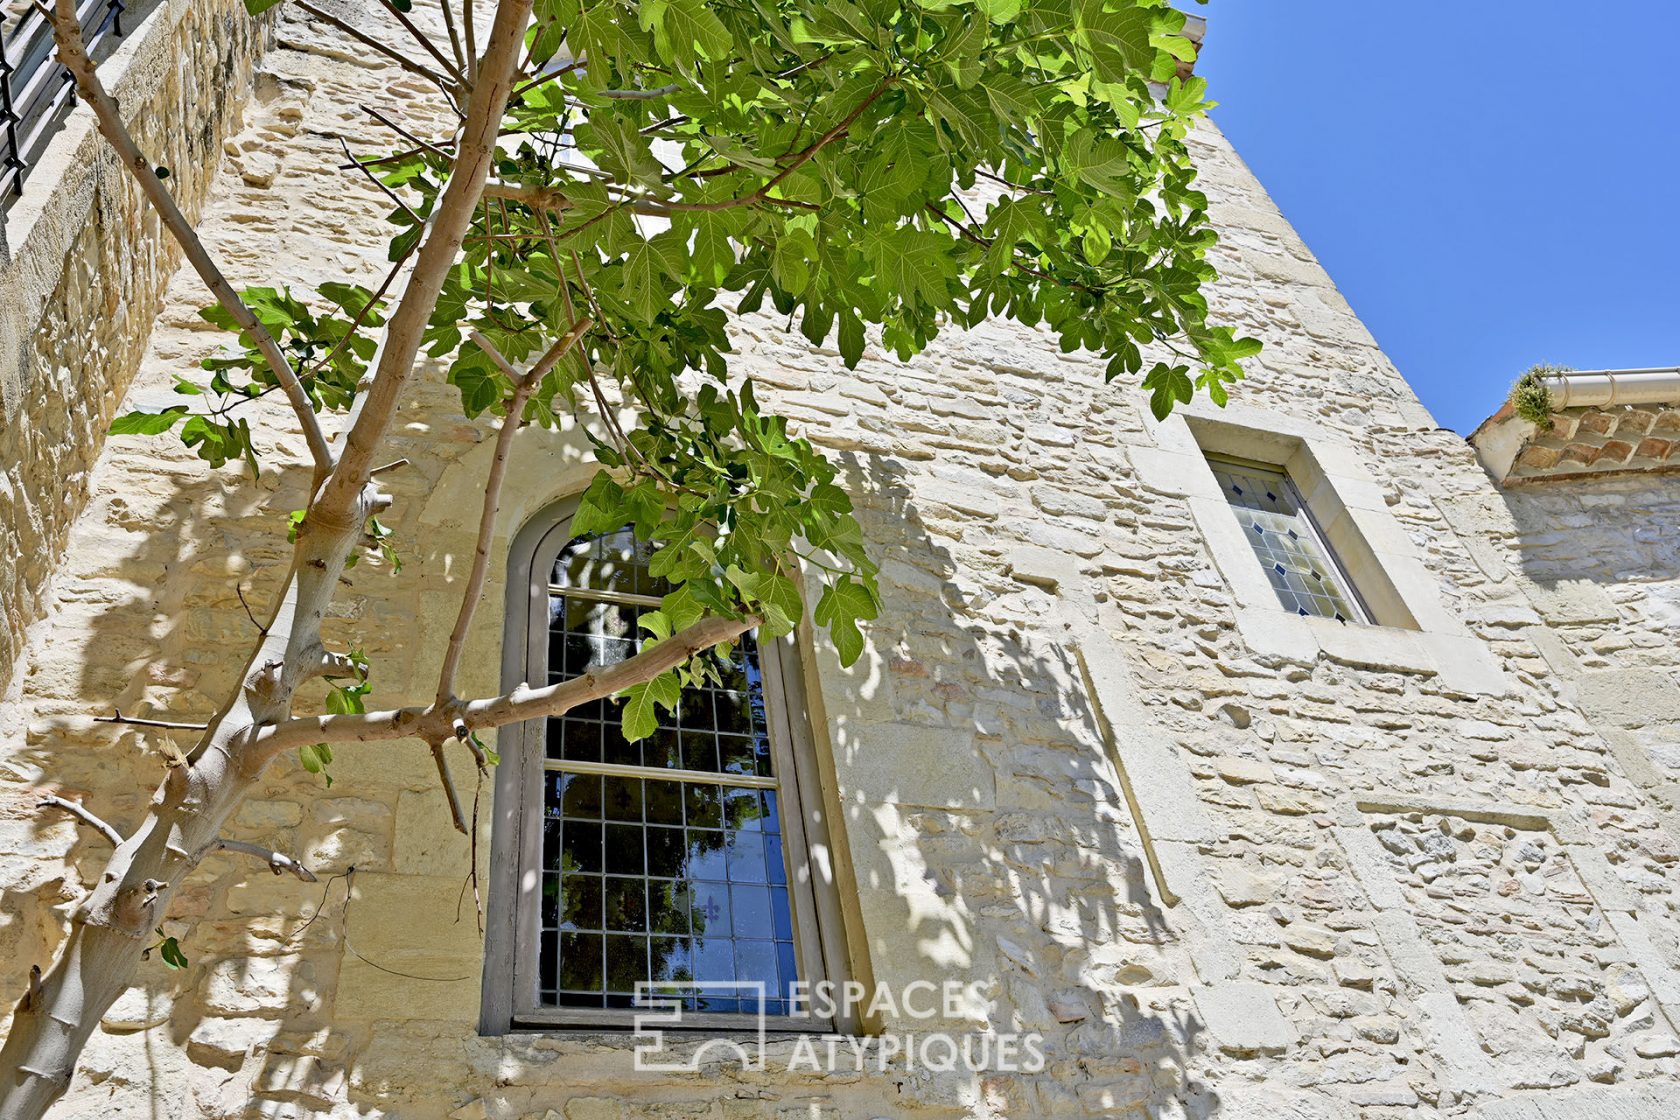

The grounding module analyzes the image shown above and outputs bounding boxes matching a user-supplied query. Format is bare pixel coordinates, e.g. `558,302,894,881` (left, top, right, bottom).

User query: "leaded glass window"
534,527,815,1021
1206,455,1369,624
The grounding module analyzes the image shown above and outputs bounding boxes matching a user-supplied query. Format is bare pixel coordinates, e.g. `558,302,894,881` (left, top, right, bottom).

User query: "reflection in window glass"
1206,456,1368,624
538,527,799,1014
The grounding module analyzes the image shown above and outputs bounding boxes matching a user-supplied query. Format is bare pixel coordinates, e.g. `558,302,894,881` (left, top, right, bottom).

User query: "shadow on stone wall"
775,452,1218,1118
2,440,1220,1117
2,456,328,1113
1491,475,1680,588
0,0,269,700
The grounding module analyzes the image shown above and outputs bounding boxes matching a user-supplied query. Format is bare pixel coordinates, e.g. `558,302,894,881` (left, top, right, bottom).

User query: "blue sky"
1195,3,1680,434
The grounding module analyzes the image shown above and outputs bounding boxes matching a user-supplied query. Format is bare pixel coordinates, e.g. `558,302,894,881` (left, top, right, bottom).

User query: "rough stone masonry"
2,5,1680,1119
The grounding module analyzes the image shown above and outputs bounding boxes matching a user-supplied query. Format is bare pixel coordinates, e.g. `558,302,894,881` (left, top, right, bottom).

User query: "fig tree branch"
212,839,318,883
308,651,362,681
479,179,819,217
362,106,455,160
339,137,420,224
372,0,467,89
427,738,470,834
0,5,539,1116
296,1,462,108
313,0,533,520
93,712,208,731
437,0,466,77
463,0,477,84
259,614,756,755
435,319,593,708
598,83,680,100
294,233,419,390
509,58,586,100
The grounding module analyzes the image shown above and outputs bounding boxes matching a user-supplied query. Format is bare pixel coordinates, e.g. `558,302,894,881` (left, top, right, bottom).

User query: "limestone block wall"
1370,810,1665,1087
0,0,271,697
1464,474,1680,924
2,9,1680,1120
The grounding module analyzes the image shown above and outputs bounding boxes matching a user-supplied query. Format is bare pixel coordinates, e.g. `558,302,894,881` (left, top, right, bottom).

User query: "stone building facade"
2,6,1679,1119
0,0,271,698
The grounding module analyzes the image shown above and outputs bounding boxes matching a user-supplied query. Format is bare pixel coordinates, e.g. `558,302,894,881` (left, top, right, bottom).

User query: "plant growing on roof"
1511,363,1571,429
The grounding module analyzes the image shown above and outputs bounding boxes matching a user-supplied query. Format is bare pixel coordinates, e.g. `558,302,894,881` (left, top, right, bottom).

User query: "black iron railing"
0,0,125,204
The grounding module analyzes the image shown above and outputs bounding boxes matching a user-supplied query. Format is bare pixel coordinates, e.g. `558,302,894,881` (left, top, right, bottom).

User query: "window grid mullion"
544,757,780,790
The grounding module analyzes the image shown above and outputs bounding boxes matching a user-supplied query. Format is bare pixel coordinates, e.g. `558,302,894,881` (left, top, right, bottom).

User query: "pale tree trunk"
0,502,373,1120
0,2,533,1115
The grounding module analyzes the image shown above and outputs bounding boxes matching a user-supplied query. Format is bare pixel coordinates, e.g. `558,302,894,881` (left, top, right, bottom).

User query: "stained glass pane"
537,527,799,1013
540,778,797,1010
551,527,671,598
1207,456,1365,624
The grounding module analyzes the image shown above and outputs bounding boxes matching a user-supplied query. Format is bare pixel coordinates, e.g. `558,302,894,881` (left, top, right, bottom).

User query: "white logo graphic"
630,981,1046,1074
632,981,769,1072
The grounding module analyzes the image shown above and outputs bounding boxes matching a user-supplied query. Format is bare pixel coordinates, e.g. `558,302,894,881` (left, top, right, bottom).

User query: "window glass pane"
1206,457,1365,624
539,781,799,1010
544,589,768,730
555,772,601,819
537,527,800,1014
544,599,770,773
558,874,601,931
551,527,671,598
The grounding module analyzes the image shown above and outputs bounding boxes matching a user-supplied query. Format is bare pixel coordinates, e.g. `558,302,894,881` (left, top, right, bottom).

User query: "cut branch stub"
212,839,318,883
428,737,470,835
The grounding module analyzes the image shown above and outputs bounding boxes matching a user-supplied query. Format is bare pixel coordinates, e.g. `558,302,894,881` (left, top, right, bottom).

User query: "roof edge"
1468,366,1680,487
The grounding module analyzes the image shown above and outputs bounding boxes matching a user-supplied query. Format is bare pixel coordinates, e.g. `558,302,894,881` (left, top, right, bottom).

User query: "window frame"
1142,408,1429,635
482,498,854,1035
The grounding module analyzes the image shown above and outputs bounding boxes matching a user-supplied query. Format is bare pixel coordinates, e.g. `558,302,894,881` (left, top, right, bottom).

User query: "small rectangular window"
1205,454,1370,624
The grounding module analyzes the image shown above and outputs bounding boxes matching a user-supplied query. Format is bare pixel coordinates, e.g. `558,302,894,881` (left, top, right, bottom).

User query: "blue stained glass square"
690,936,736,982
733,940,778,989
689,879,731,933
730,885,773,937
726,831,767,883
777,942,799,995
650,936,692,984
771,886,792,939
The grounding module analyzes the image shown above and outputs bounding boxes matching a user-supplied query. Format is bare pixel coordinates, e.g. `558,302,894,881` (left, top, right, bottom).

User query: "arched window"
484,509,852,1033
